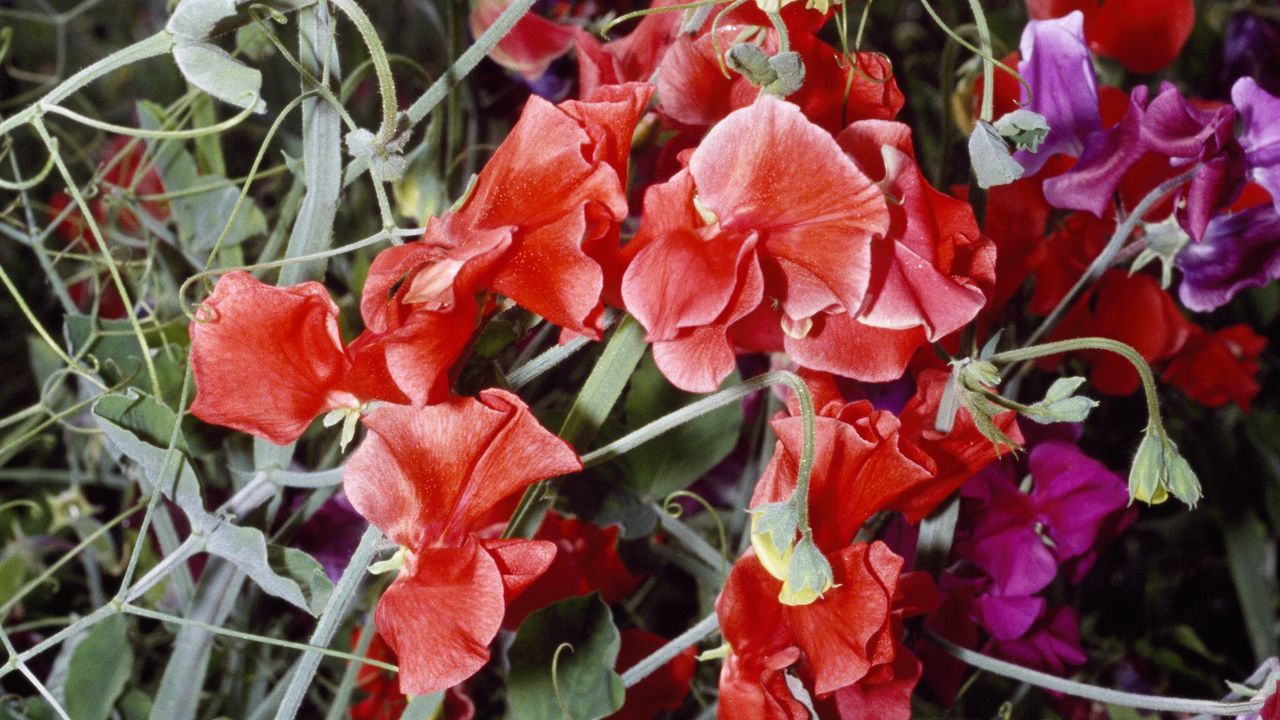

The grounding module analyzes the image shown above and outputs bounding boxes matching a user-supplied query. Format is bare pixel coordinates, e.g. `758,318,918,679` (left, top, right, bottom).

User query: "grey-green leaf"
507,594,625,720
203,522,324,615
172,41,266,113
64,614,133,720
969,120,1024,189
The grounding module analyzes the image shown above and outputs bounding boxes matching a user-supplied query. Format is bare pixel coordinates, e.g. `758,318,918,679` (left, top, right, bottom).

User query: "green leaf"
203,522,326,615
63,314,188,405
138,102,268,258
1020,376,1099,424
172,40,266,113
968,120,1024,189
268,543,334,613
1222,510,1280,663
621,355,743,501
64,614,133,720
507,594,625,720
93,391,204,518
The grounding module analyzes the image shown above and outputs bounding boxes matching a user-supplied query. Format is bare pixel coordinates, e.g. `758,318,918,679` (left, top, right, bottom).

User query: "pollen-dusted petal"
189,271,350,445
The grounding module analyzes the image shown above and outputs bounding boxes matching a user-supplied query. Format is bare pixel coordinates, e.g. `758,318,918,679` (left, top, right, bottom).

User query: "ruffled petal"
376,540,505,696
189,271,350,444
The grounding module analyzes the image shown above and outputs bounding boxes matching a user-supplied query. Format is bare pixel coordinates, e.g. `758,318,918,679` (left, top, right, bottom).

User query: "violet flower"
1222,13,1280,99
1044,83,1244,240
1233,77,1280,212
1014,11,1100,177
1176,203,1280,312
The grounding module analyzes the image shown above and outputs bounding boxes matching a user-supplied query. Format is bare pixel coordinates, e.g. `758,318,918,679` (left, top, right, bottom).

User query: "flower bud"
750,501,799,581
1129,428,1201,507
779,537,835,606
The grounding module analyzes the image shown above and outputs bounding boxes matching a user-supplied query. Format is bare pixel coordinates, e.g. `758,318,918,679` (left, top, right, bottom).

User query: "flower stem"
922,630,1264,715
328,0,398,145
967,0,993,122
1024,167,1199,348
621,613,720,688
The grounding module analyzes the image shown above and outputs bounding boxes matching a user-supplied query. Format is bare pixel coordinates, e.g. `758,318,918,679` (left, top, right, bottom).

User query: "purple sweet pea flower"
1176,203,1280,312
1044,83,1244,240
1233,76,1280,211
1014,11,1100,176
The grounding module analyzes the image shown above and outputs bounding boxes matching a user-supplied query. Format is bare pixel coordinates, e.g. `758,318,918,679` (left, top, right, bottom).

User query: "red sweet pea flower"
470,0,577,80
51,136,170,250
575,0,684,96
189,271,407,444
610,629,698,720
501,511,643,630
756,371,1020,550
655,22,903,134
716,542,934,719
343,390,581,695
622,95,890,392
1025,0,1194,74
362,85,651,401
1163,324,1266,411
351,629,408,720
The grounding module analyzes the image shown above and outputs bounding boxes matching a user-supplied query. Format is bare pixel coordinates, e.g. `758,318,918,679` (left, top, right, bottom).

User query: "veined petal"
189,271,351,445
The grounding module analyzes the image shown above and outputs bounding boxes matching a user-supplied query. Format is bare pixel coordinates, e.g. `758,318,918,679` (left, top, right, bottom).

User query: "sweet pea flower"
1232,77,1280,211
470,0,576,82
1177,203,1280,312
1024,0,1194,75
1163,324,1266,411
1013,11,1099,176
343,390,582,695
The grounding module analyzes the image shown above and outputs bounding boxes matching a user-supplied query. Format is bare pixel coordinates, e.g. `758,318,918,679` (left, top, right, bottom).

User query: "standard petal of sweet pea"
376,541,505,696
689,95,888,320
491,208,605,338
189,271,351,445
1233,77,1280,210
784,542,901,696
1014,11,1099,175
1043,87,1149,217
1177,204,1280,312
344,390,581,548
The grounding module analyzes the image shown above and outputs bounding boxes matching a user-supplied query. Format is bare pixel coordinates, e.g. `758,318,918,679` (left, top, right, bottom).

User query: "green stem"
405,0,538,127
1024,167,1199,347
32,117,163,398
923,630,1264,715
620,613,720,688
502,315,650,539
0,31,175,138
967,0,993,122
988,337,1162,433
121,604,398,673
273,525,383,720
328,0,398,144
766,11,790,53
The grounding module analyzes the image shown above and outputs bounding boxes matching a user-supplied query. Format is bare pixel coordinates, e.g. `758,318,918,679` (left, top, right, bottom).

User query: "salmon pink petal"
785,542,902,695
469,0,575,80
377,541,505,696
690,95,888,321
190,271,351,445
785,312,924,383
490,208,605,338
479,538,558,604
344,390,581,549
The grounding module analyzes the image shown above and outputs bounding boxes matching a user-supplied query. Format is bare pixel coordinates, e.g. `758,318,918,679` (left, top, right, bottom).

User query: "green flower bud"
750,501,799,581
779,537,836,606
1129,428,1201,507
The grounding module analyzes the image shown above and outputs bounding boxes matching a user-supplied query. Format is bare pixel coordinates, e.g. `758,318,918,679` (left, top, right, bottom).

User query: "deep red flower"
344,390,582,696
362,84,651,401
471,0,577,80
622,95,890,392
501,511,643,630
716,542,934,719
1163,324,1266,411
609,629,698,720
1025,0,1194,74
655,21,903,134
575,0,685,96
1262,680,1280,720
188,271,407,444
351,629,408,720
51,136,170,250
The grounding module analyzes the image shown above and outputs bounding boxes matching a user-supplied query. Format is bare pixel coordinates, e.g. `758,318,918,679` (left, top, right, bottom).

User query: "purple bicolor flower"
987,607,1088,676
1044,83,1244,240
1233,76,1280,212
1014,11,1100,176
1176,203,1280,312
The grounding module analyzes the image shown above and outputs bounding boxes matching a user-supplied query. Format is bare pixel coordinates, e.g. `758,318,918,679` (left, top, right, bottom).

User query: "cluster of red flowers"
181,0,1269,716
